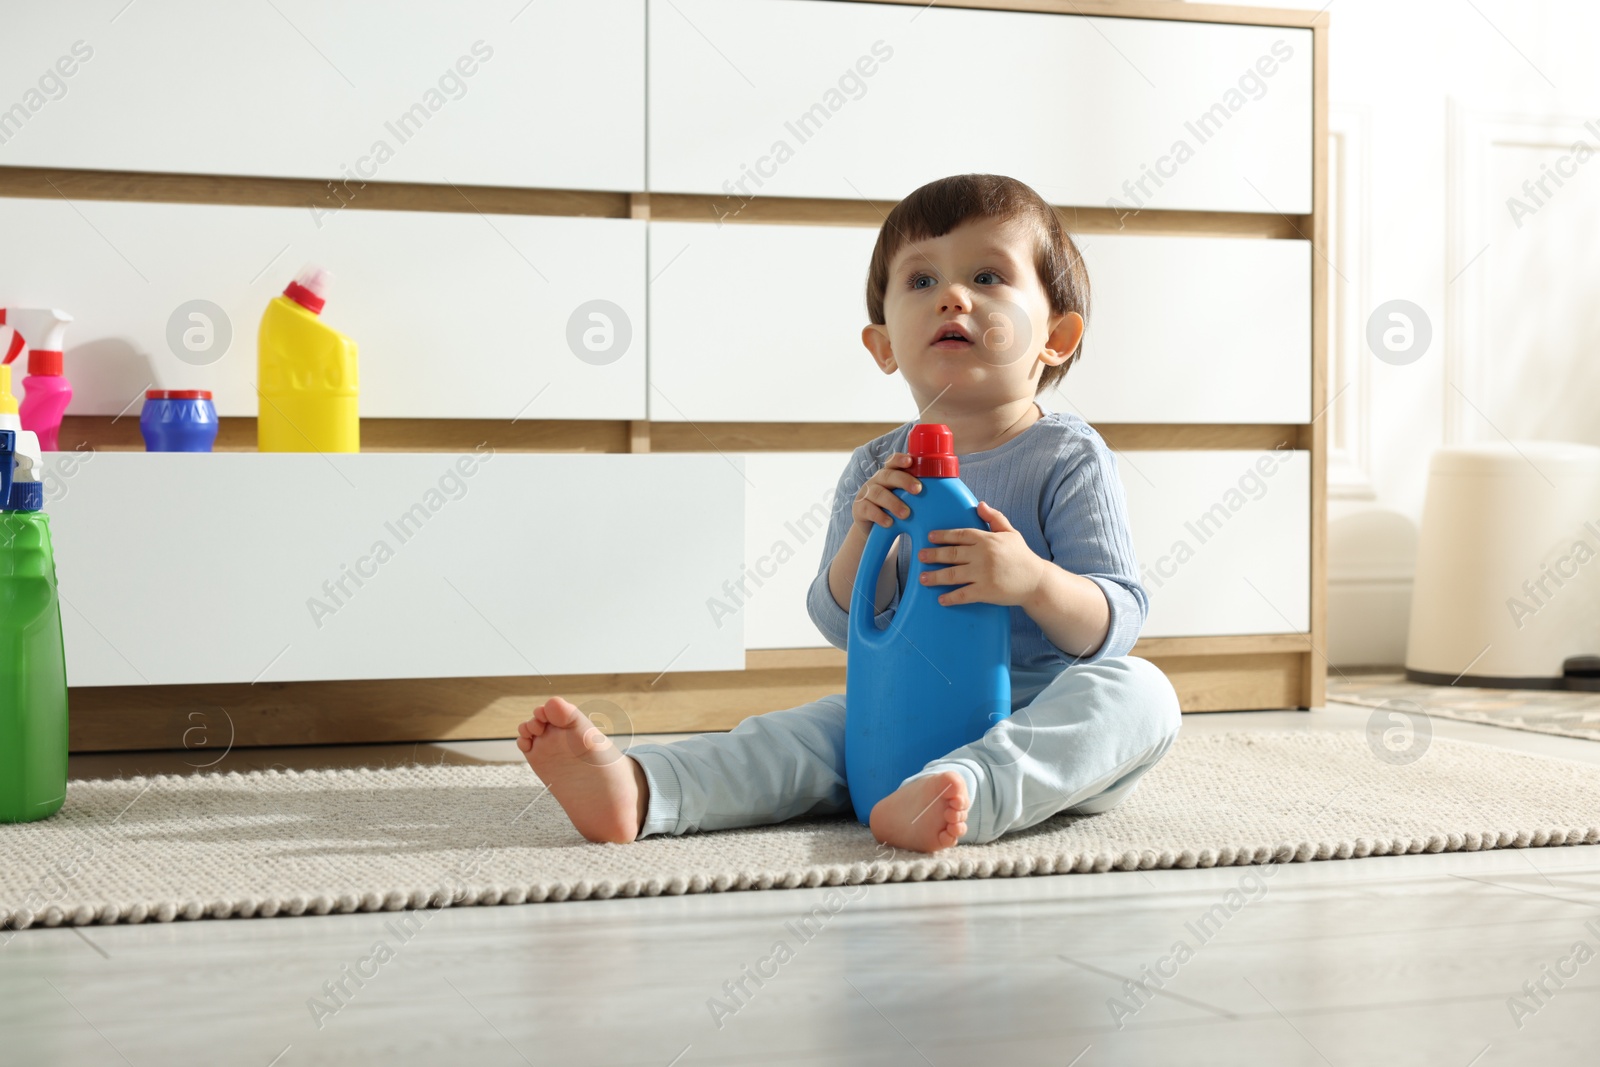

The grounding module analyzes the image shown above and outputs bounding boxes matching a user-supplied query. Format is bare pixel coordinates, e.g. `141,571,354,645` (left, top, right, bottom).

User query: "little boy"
517,173,1182,853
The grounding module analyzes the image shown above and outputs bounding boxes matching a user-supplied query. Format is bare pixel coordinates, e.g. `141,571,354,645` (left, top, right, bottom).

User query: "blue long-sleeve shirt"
805,399,1147,673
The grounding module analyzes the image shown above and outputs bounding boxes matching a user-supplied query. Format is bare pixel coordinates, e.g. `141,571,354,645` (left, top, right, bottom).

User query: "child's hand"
851,452,922,533
918,501,1047,608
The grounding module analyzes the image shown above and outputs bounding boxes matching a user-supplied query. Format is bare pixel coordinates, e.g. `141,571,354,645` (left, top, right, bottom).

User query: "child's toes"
542,696,582,728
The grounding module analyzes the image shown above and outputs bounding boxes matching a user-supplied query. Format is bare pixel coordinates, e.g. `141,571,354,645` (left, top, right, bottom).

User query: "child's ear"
862,323,898,375
1040,310,1085,367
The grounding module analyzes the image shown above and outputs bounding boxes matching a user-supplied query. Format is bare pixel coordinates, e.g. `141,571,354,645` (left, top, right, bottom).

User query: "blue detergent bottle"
845,424,1010,824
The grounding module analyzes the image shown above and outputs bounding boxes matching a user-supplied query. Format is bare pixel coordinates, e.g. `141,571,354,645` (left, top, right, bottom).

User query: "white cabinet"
47,452,745,686
23,0,1322,714
0,198,646,420
1048,235,1312,424
1121,449,1310,636
648,221,914,422
649,0,1311,212
1,1,645,190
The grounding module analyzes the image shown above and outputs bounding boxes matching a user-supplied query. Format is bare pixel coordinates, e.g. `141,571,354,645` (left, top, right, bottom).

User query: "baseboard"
1328,578,1412,668
66,642,1318,753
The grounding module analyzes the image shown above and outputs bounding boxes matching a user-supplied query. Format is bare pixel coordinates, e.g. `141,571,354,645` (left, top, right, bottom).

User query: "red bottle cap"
907,423,958,477
26,349,63,376
283,264,332,315
146,389,213,400
283,281,325,314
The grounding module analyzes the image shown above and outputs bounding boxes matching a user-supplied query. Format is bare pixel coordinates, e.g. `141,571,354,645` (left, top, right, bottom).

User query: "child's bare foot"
868,770,969,852
516,696,648,844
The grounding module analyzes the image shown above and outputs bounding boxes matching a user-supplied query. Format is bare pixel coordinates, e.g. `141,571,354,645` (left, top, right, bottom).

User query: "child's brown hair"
864,173,1090,395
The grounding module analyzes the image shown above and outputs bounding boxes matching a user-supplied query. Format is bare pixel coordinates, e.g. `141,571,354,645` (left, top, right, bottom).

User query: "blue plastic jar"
141,389,219,452
844,424,1011,824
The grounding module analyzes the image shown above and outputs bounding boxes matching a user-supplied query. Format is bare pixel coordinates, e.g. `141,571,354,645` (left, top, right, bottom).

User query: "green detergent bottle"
0,427,68,823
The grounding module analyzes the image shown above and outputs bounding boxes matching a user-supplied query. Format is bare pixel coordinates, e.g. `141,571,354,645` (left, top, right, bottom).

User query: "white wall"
1222,0,1600,667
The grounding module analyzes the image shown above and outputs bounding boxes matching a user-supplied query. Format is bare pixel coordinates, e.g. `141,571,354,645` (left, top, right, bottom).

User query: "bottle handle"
1,308,26,366
848,489,909,651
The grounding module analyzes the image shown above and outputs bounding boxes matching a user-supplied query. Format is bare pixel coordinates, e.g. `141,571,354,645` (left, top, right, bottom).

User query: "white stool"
1406,441,1600,689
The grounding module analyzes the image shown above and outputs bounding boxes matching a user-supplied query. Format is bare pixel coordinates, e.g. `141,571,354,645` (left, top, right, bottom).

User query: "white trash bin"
1406,441,1600,689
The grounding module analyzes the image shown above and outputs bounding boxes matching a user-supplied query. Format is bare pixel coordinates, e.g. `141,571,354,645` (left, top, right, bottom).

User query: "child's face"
862,215,1082,412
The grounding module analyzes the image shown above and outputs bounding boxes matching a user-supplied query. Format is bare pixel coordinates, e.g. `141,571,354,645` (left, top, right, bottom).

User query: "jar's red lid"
907,423,958,477
146,389,213,400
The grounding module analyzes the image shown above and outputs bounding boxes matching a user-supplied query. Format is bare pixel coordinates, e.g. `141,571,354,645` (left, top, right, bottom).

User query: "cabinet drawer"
0,198,646,420
650,221,1308,424
1049,235,1311,424
650,0,1312,212
742,452,851,649
2,1,644,189
1120,449,1310,636
648,221,912,422
47,452,744,686
737,448,1310,650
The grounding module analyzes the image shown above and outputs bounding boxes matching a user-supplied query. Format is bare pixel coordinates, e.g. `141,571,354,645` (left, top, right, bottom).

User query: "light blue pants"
627,656,1182,845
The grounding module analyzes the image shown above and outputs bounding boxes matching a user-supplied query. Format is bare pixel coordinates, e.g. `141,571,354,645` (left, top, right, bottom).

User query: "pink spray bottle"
0,309,73,452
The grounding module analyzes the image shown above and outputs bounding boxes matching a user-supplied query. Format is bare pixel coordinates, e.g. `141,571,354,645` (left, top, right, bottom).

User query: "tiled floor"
5,696,1599,1065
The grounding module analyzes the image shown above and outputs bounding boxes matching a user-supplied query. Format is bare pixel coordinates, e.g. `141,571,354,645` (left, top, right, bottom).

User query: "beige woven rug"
4,730,1599,930
1330,671,1600,742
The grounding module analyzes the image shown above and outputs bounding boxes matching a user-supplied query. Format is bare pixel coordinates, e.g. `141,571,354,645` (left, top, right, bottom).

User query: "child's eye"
908,271,1003,289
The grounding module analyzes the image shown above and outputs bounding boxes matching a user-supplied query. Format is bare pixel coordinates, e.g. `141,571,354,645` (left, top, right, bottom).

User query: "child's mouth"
931,322,975,349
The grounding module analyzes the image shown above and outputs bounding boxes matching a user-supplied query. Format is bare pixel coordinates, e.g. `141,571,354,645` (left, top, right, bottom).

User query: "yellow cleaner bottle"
257,264,359,452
